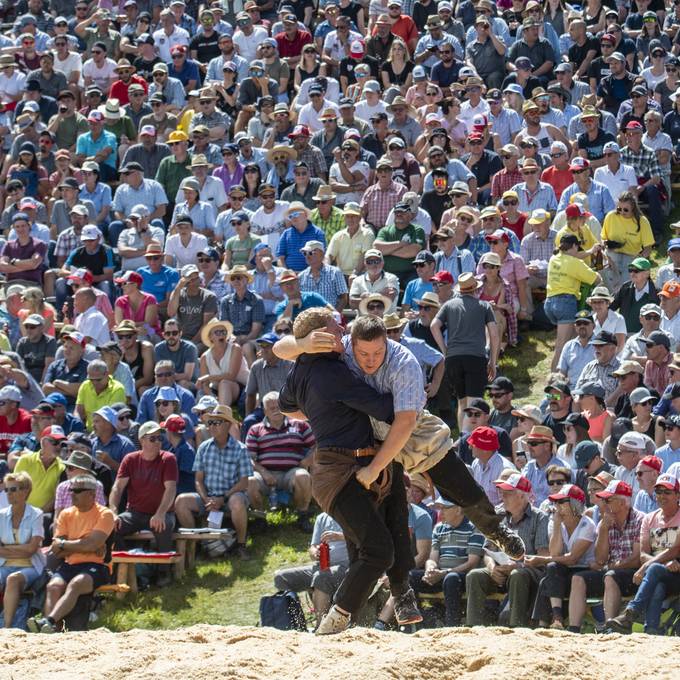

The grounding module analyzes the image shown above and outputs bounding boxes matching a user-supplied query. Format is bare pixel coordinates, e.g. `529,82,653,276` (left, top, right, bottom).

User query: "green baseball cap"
629,257,651,271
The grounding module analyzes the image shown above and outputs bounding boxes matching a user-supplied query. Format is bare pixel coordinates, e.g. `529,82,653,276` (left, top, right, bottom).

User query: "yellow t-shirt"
75,378,127,430
547,251,599,298
555,224,598,265
14,452,66,510
601,211,655,256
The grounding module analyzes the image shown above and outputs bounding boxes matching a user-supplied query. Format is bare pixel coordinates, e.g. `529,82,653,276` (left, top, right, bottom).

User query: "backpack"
259,590,307,632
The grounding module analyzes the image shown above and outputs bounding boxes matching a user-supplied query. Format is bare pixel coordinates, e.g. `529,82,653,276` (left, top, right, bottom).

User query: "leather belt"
354,447,377,458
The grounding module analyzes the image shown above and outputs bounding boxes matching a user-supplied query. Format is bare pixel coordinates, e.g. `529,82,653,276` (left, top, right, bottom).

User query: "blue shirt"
408,503,434,541
274,291,329,320
434,247,476,280
165,437,196,495
522,455,568,506
341,334,426,413
469,228,521,262
557,337,596,390
275,223,327,272
654,444,680,472
193,435,253,495
169,58,201,87
139,264,180,304
633,489,658,514
298,264,348,308
510,181,558,214
403,279,433,308
423,159,474,192
44,357,89,408
91,433,136,464
399,335,443,375
76,130,118,169
112,178,168,216
79,182,112,224
137,384,197,425
557,180,615,224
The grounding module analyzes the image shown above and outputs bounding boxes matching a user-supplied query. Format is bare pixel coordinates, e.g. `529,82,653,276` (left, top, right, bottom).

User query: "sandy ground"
0,625,679,680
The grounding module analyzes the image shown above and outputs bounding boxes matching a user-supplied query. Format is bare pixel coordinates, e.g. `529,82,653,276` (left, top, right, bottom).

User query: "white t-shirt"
165,232,209,268
174,175,227,211
353,99,387,124
328,160,370,205
233,26,269,63
297,100,340,133
547,514,597,567
152,27,191,63
54,51,84,87
593,309,627,338
593,163,638,204
251,202,289,253
83,57,118,92
0,70,26,104
74,306,111,347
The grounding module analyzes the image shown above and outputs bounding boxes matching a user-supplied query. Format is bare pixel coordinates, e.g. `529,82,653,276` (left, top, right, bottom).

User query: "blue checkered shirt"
510,181,558,214
193,436,253,496
341,335,426,413
298,264,348,308
620,144,662,180
219,289,265,336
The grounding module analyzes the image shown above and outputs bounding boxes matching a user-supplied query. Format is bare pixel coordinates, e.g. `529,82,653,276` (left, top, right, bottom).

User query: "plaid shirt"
644,352,673,396
491,167,523,201
54,227,81,259
621,144,662,180
520,229,558,272
193,435,253,496
575,357,621,400
510,181,558,214
297,146,328,179
298,264,348,308
54,478,106,513
360,181,407,229
607,507,645,564
311,206,346,241
218,289,265,336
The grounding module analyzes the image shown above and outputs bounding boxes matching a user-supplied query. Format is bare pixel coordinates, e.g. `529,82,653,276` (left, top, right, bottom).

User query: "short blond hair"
4,471,32,494
293,307,334,339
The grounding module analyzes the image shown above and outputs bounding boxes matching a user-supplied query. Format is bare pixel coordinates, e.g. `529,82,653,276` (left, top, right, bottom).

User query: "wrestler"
275,315,526,561
279,307,422,635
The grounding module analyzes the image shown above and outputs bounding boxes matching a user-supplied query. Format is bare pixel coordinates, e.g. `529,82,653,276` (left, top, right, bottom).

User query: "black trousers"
330,462,413,615
428,447,502,536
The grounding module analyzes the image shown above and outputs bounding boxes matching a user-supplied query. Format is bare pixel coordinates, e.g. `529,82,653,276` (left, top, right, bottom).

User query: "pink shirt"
115,292,160,335
640,506,680,556
54,478,106,515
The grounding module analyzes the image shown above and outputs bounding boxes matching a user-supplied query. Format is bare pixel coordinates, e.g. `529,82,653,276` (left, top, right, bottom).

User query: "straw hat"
201,404,237,424
359,293,392,315
383,313,408,330
313,185,337,202
455,272,482,294
226,264,254,283
413,291,440,309
267,144,297,163
586,285,614,304
200,318,234,348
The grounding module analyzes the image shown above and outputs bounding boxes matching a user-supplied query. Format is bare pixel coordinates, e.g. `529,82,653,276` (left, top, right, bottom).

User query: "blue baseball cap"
231,210,250,223
12,211,30,223
41,393,68,407
257,332,279,345
250,241,271,265
197,247,220,261
668,238,680,252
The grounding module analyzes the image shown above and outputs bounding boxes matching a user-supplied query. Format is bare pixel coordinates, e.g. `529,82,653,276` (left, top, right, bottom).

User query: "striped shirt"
360,180,407,229
472,452,517,506
246,417,315,471
432,518,485,569
510,181,558,214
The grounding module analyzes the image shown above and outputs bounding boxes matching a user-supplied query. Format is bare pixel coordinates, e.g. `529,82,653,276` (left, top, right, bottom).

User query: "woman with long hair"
380,38,414,94
79,161,112,227
0,472,45,629
583,0,606,34
557,413,592,469
655,58,680,115
114,272,161,342
529,483,597,629
576,388,614,444
477,251,517,350
214,62,240,124
49,150,84,198
542,0,570,37
636,13,671,62
241,163,264,212
631,388,664,445
17,288,56,337
294,45,324,91
601,191,654,292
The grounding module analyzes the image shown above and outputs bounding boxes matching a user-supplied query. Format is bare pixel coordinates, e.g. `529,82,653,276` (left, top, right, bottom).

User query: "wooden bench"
112,553,184,598
173,531,233,570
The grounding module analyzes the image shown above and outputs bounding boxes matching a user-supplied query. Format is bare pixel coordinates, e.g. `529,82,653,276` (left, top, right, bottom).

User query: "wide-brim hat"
455,272,482,294
200,318,234,348
226,264,254,283
267,144,297,163
201,404,237,424
313,185,337,201
386,96,416,116
359,293,392,315
413,291,441,309
383,312,408,330
586,286,614,304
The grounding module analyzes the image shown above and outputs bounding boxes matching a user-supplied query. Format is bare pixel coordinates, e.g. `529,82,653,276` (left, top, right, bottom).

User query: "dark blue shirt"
164,437,196,494
91,433,136,464
279,352,394,449
44,357,89,408
168,58,201,87
275,222,326,272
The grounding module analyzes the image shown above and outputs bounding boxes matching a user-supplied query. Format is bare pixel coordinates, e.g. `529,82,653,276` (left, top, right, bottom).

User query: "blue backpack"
259,590,307,631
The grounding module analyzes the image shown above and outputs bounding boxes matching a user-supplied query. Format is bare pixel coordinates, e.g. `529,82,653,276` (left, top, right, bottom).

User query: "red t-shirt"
501,212,528,241
109,75,149,106
117,450,178,515
0,408,32,456
275,30,313,58
541,166,574,201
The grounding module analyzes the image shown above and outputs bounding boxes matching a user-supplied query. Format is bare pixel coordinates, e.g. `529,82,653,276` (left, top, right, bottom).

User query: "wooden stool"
112,554,184,598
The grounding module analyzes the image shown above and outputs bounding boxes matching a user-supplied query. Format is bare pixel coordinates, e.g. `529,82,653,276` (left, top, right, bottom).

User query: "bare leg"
248,477,265,510
551,323,575,372
217,379,240,406
227,492,248,544
312,588,331,625
377,595,395,625
44,578,66,616
292,468,312,511
457,396,470,432
48,574,94,624
604,574,622,620
174,493,199,528
2,572,26,628
568,575,587,630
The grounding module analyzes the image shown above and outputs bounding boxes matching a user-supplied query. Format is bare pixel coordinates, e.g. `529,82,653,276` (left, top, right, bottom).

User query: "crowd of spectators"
0,0,679,636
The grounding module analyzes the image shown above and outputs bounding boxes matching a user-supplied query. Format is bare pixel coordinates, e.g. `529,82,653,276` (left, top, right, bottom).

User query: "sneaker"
374,619,390,632
26,616,43,633
394,588,423,626
269,488,279,511
316,605,350,635
485,525,525,561
39,619,58,634
606,607,640,634
236,543,251,561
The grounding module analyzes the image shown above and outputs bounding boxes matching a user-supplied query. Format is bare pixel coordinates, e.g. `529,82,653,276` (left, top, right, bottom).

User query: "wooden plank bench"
112,553,184,598
173,531,233,570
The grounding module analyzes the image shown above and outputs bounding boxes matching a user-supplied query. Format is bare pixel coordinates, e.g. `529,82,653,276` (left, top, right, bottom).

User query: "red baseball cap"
160,414,186,433
485,229,510,244
114,271,143,286
596,480,633,499
40,424,66,441
549,483,586,504
639,455,662,473
468,131,484,141
67,268,94,285
62,331,86,347
430,271,454,284
625,120,643,131
467,426,499,452
288,124,310,138
494,473,532,493
655,473,680,491
565,203,585,218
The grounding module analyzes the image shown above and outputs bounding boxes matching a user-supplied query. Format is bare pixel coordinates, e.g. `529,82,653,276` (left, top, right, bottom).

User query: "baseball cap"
548,483,586,504
617,431,648,451
572,381,605,400
430,270,454,284
256,332,279,345
139,421,163,438
467,426,499,452
40,424,66,441
660,281,680,298
0,385,22,402
643,330,671,350
412,250,435,264
573,441,600,468
596,480,633,499
160,414,186,433
655,473,680,491
638,455,662,473
466,398,490,414
494,474,532,493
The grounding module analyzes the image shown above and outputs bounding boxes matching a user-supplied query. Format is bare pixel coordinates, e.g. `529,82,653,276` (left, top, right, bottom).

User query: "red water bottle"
319,541,330,571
